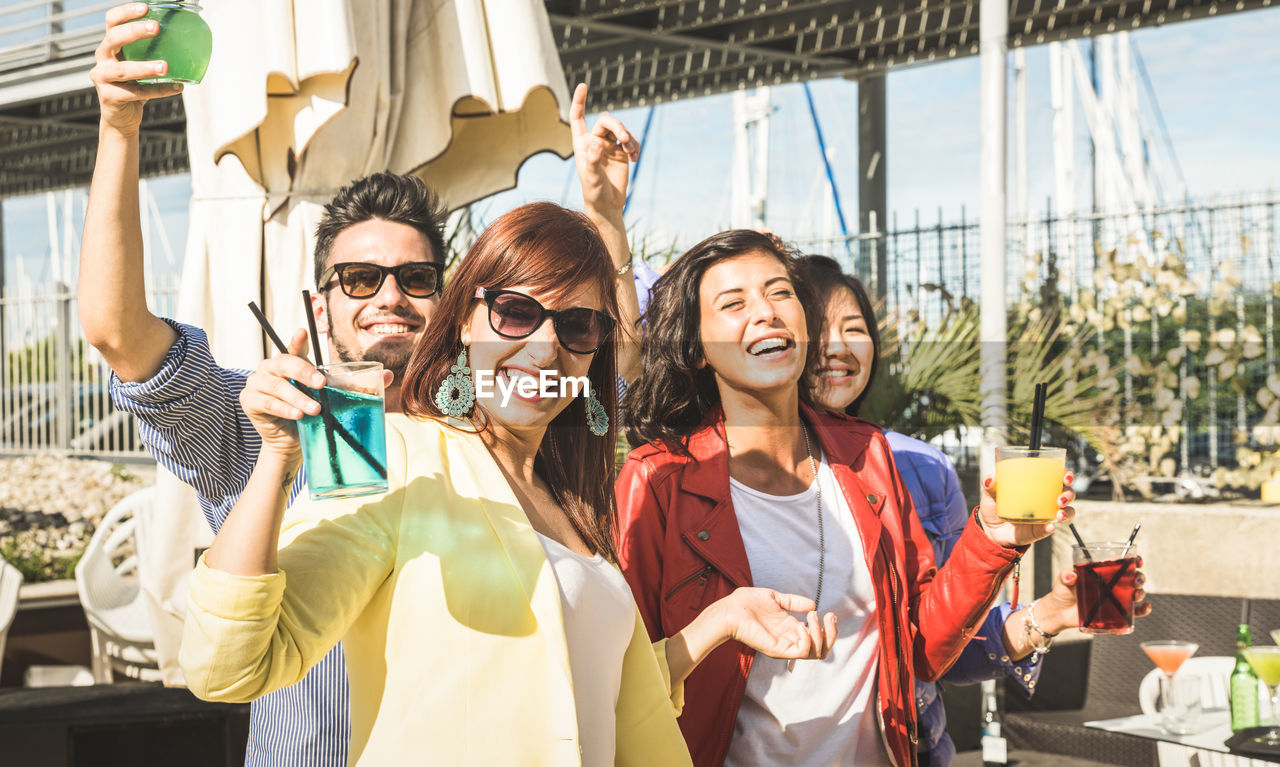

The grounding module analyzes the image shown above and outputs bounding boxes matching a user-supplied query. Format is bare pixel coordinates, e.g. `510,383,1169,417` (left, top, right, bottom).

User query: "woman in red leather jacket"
615,230,1075,767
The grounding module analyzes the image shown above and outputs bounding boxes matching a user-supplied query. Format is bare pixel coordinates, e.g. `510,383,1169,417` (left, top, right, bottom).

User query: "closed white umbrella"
142,0,572,683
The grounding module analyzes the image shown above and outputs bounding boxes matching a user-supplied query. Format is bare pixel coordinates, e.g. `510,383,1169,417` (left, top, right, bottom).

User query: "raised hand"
238,330,324,458
569,83,640,218
91,3,184,136
977,469,1075,548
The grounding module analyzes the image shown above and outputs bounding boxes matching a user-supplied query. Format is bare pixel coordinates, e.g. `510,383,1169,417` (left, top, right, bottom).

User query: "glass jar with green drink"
120,2,212,85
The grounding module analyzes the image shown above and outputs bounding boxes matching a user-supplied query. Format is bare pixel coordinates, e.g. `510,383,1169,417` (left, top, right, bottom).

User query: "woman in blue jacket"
796,255,1149,766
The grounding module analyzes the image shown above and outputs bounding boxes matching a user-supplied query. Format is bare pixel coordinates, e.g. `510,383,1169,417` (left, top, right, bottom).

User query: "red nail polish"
983,477,992,488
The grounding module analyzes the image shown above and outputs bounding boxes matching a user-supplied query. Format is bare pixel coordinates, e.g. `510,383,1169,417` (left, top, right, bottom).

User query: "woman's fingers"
820,612,838,657
92,59,168,86
591,113,640,159
105,2,151,29
770,591,816,615
97,18,158,62
569,83,589,137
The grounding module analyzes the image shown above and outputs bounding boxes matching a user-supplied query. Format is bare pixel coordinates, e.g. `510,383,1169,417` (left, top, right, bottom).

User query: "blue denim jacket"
886,430,1042,767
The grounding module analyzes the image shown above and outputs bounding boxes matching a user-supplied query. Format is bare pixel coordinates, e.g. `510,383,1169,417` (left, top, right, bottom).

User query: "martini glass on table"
1243,646,1280,746
1141,641,1200,734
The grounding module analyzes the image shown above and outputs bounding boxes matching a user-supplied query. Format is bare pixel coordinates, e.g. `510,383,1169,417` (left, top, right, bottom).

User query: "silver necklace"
800,424,825,612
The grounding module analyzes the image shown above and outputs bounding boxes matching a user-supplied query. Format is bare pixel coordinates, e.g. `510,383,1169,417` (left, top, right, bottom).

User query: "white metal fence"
0,275,178,458
796,193,1280,477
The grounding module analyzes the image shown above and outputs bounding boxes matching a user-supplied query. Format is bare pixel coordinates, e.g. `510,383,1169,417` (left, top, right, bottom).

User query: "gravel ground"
0,455,154,581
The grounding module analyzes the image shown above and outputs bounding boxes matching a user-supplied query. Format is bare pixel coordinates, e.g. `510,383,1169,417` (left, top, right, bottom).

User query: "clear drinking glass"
1156,673,1202,736
295,362,388,500
119,2,213,84
994,446,1066,523
1073,542,1140,635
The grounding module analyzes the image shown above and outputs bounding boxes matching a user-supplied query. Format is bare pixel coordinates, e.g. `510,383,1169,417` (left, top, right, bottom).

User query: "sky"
4,6,1279,288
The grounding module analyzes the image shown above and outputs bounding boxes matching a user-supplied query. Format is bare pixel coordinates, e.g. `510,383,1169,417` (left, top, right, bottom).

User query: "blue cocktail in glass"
296,362,388,500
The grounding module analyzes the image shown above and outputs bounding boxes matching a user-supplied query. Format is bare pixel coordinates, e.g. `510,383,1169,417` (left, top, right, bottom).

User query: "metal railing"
794,193,1280,477
0,275,178,458
0,0,112,74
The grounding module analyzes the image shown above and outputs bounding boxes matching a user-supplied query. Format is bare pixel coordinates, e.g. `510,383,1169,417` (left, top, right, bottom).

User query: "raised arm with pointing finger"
571,83,644,384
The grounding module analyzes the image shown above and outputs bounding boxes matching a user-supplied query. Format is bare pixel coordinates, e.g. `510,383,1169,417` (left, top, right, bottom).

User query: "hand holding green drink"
119,2,212,84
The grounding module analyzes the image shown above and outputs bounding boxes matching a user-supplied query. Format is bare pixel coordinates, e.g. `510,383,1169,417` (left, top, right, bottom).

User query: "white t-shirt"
536,532,637,767
725,456,894,767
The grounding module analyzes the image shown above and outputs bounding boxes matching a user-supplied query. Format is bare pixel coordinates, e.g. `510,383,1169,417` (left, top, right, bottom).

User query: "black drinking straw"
301,290,326,368
1029,382,1047,450
1120,521,1141,558
1069,523,1093,562
299,290,344,485
1083,522,1142,628
248,302,288,354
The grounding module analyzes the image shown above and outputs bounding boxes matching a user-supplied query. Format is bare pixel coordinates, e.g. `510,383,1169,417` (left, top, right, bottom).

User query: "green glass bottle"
1231,601,1259,731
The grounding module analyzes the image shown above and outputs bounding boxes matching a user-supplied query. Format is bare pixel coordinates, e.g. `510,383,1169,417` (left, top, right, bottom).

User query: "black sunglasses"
475,288,616,355
319,262,442,299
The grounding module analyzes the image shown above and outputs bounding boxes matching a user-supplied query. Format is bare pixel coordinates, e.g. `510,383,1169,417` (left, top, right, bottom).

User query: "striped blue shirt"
110,319,350,767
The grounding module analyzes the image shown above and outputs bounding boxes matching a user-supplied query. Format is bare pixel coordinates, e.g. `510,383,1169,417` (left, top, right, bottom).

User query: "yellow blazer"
181,414,692,767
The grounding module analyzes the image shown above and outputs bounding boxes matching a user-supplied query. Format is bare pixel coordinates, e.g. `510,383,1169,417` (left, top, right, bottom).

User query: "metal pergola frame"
0,0,1271,198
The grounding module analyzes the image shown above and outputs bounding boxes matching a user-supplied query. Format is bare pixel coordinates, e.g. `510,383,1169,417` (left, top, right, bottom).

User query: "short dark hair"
796,255,881,416
313,172,449,287
621,230,822,453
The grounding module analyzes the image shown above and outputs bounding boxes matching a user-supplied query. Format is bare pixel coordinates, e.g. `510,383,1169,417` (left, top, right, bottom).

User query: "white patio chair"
0,558,21,679
1139,656,1270,767
75,487,161,683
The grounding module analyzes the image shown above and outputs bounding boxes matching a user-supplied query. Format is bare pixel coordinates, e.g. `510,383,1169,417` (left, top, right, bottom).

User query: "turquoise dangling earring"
434,349,475,417
585,390,609,437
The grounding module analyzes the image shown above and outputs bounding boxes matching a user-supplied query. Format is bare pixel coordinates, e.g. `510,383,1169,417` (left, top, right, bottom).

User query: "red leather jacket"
616,405,1023,767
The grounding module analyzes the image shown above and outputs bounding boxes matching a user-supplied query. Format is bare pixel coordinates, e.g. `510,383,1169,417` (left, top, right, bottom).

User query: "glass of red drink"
1073,542,1141,635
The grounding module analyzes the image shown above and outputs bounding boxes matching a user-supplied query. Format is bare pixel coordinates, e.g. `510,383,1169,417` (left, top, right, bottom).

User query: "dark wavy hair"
622,230,821,454
314,172,449,287
796,255,882,416
400,202,620,560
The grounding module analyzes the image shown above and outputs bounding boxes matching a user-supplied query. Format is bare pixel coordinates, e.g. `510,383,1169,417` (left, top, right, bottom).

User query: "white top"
725,456,894,767
535,532,637,767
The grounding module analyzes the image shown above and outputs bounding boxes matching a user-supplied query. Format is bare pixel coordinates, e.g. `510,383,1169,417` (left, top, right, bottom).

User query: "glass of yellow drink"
995,446,1067,523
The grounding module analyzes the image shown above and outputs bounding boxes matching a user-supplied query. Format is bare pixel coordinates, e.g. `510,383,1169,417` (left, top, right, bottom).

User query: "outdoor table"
1085,708,1280,764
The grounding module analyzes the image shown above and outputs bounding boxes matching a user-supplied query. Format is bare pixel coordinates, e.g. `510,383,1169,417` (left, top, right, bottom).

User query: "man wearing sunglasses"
77,13,640,763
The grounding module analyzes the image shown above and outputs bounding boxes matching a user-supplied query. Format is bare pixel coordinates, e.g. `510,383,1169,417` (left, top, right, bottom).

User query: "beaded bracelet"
1024,598,1057,660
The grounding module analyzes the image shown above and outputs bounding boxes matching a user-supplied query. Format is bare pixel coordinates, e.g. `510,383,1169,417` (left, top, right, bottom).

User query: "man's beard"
328,316,415,378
